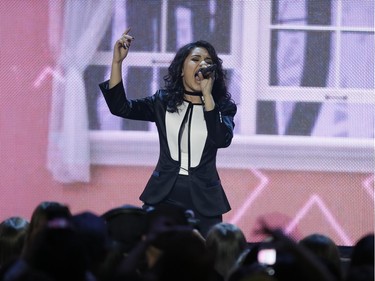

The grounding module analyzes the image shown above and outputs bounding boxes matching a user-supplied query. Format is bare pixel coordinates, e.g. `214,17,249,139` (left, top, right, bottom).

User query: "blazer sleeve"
204,100,237,148
99,80,157,122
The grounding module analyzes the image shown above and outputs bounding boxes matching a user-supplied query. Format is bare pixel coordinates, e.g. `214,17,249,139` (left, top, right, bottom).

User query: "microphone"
195,64,217,79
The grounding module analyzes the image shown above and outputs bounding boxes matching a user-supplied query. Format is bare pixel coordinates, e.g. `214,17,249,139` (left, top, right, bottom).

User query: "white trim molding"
90,131,374,173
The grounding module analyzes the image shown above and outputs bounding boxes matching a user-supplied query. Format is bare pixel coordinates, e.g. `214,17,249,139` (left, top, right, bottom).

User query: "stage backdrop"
0,0,373,246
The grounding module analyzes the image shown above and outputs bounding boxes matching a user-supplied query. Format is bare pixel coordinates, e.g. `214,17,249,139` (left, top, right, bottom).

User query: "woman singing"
99,28,237,236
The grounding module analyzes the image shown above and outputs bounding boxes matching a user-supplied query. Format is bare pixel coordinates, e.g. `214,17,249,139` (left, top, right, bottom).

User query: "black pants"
163,175,222,237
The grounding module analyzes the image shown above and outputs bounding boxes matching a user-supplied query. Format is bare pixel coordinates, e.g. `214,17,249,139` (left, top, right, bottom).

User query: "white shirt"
166,101,208,175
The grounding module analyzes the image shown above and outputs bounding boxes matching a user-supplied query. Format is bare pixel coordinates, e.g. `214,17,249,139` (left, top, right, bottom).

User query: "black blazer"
99,81,237,216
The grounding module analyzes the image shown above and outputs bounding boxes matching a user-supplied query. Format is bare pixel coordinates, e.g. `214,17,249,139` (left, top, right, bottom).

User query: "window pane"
167,0,232,53
126,1,162,52
98,0,233,53
97,0,162,52
272,0,332,26
341,0,374,28
270,30,335,87
256,100,374,138
340,32,374,89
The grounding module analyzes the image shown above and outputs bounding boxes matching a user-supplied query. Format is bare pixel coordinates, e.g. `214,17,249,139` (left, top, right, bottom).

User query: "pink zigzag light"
362,175,374,202
34,66,64,88
285,194,352,245
229,168,269,225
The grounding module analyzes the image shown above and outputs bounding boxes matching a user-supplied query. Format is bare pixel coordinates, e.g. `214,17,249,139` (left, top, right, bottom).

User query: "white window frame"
89,0,374,173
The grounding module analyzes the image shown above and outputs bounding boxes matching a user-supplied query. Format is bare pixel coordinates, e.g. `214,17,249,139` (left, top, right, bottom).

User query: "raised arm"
109,28,134,89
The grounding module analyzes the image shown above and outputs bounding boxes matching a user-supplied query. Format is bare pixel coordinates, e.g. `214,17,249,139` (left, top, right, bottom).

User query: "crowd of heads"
0,201,373,281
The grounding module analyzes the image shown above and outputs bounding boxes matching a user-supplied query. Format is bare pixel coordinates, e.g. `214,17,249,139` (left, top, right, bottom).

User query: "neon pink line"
362,175,374,202
229,169,269,225
34,66,64,88
285,195,352,245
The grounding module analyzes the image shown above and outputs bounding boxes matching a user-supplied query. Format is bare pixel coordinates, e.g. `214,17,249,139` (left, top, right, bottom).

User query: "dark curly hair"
163,40,232,113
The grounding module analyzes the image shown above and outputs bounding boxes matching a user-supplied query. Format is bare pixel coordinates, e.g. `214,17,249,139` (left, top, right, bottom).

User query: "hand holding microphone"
195,64,217,79
196,64,217,111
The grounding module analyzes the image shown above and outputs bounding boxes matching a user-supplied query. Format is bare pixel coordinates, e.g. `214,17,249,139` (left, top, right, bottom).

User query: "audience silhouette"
0,202,373,281
205,222,248,281
345,233,374,281
299,233,343,280
0,217,29,269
